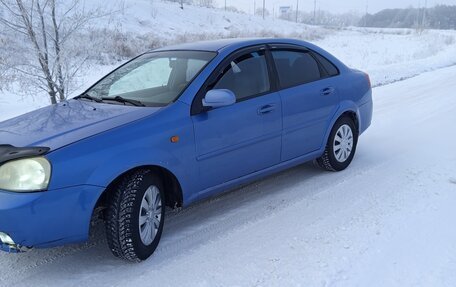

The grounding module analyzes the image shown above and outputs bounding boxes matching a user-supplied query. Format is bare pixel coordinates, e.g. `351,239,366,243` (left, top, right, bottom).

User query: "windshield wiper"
101,96,146,107
74,93,103,103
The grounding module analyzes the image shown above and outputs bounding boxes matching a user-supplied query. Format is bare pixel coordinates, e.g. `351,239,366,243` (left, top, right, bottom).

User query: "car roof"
153,38,309,52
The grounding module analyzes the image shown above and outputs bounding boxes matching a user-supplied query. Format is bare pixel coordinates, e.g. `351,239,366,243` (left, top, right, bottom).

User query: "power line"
263,0,266,19
422,0,428,30
313,0,317,24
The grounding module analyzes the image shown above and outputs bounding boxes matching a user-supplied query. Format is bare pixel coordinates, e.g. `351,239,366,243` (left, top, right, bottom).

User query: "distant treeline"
361,5,456,30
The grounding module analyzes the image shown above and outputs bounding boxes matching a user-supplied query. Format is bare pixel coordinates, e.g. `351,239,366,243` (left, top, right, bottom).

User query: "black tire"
316,116,358,172
105,169,165,262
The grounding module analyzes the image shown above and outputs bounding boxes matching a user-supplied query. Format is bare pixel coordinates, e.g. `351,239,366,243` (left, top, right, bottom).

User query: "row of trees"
280,9,362,27
274,5,456,29
164,0,215,9
360,5,456,30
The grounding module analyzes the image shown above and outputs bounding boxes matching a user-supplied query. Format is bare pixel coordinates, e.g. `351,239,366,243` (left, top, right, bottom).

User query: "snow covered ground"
1,55,456,287
319,28,456,87
102,0,326,40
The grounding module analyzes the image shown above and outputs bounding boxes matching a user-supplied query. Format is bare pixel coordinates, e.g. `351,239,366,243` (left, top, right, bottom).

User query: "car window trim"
269,46,323,89
310,50,341,77
191,44,276,116
268,45,340,91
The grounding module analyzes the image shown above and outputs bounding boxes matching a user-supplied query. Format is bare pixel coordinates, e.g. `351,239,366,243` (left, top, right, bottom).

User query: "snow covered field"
1,64,455,286
319,28,456,87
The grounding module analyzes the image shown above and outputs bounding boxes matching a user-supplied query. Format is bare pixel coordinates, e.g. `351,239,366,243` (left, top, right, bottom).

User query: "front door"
192,48,282,190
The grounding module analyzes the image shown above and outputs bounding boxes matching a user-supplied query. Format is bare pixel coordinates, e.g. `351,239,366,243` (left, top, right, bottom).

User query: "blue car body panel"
0,100,160,150
279,77,341,161
192,91,283,191
0,38,373,250
0,185,104,248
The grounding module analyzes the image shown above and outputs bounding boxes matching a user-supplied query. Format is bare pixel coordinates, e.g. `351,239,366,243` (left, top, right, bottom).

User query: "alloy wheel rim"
333,124,354,163
139,185,162,246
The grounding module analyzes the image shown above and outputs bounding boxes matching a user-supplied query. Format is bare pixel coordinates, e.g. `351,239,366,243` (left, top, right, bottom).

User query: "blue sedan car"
0,38,372,261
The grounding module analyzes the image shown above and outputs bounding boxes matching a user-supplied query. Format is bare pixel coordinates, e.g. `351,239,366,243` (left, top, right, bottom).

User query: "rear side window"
213,51,270,101
312,52,339,77
272,50,322,88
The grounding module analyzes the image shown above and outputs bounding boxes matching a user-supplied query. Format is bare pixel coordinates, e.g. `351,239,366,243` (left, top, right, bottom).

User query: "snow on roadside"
0,91,44,123
317,28,456,86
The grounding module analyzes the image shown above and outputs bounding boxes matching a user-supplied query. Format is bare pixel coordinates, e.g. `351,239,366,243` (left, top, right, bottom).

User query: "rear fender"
321,100,361,150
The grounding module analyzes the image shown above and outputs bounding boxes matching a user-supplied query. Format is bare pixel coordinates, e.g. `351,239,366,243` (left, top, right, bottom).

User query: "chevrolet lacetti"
0,38,372,261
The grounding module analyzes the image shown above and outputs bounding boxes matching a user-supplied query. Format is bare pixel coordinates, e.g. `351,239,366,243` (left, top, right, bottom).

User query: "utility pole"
421,0,427,30
364,0,369,27
225,0,227,11
313,0,317,24
263,0,266,19
296,0,299,23
254,0,256,15
180,0,183,9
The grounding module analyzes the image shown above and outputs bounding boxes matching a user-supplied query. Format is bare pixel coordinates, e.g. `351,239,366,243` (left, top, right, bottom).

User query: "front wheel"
316,116,358,172
105,169,165,262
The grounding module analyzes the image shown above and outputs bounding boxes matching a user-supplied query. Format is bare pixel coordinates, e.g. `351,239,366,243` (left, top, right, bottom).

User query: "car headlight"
0,157,51,192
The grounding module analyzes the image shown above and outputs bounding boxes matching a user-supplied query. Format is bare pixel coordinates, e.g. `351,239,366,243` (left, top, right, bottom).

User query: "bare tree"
0,0,106,104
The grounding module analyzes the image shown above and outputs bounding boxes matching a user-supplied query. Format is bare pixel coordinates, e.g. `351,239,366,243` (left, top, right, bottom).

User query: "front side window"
86,51,216,106
272,50,322,89
213,50,270,101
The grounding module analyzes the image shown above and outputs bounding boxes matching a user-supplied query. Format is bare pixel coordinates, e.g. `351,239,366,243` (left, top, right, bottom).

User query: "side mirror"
202,89,236,109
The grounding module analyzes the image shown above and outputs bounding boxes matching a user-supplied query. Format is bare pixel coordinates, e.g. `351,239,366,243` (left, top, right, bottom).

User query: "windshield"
84,51,216,106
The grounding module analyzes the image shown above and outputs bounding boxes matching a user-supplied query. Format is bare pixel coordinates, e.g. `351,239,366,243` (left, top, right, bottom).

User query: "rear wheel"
316,116,358,172
105,169,165,262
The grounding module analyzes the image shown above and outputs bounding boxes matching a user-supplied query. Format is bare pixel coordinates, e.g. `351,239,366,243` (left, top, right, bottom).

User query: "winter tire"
316,116,358,172
106,169,165,262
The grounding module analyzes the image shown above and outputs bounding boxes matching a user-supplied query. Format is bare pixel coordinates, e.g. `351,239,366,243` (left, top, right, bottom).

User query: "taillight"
365,73,371,88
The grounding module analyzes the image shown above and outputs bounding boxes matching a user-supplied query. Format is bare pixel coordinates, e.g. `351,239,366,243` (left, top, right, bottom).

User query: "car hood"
0,100,161,151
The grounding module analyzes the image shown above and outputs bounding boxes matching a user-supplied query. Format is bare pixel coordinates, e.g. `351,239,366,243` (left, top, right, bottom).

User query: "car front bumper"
0,185,105,252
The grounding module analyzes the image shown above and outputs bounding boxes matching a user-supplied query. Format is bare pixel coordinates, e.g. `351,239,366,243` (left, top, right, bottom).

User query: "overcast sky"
216,0,456,14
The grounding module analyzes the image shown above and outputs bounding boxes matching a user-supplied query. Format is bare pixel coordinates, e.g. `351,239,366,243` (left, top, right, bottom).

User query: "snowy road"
1,65,456,287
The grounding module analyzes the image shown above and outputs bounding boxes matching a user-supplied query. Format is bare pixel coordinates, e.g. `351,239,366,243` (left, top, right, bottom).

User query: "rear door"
191,46,282,190
270,45,341,161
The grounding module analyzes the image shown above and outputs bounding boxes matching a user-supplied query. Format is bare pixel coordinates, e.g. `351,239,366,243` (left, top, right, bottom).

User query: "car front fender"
85,147,187,191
